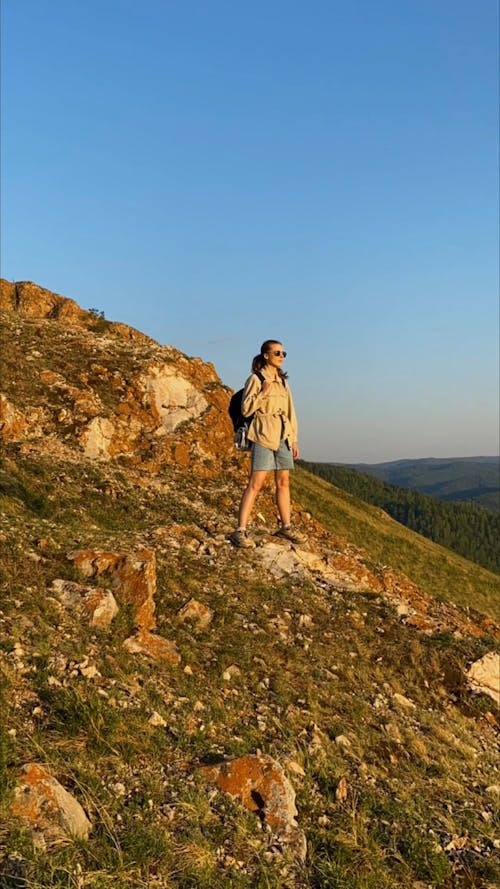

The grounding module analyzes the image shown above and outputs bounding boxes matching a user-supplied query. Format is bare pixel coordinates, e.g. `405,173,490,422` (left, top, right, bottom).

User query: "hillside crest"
1,280,499,888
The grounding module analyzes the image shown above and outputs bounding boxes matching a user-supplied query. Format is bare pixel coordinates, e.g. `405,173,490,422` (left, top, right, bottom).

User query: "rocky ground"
0,281,499,888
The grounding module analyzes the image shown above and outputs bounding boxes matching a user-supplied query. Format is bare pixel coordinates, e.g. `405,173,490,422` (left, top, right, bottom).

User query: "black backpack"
228,371,264,433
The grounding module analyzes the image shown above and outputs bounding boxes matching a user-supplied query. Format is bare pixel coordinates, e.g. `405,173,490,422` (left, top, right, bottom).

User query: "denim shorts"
251,439,294,472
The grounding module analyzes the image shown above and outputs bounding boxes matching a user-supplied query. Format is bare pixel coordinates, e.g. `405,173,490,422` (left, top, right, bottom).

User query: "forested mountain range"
299,461,500,574
338,457,500,512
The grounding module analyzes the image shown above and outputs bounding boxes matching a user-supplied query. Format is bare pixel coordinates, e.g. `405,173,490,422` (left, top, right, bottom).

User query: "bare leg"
275,470,291,526
237,471,269,528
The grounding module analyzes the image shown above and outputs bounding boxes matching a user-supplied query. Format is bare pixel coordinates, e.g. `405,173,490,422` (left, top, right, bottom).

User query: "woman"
230,339,305,547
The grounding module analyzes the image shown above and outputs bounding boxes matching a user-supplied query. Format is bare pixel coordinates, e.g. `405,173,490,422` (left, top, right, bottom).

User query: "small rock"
307,723,326,757
384,723,402,744
335,777,348,802
177,597,213,630
392,693,417,711
335,735,352,751
298,614,312,628
149,711,167,727
79,664,100,679
222,664,241,682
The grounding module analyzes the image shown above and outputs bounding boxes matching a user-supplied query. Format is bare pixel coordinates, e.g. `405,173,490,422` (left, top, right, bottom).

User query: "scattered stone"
200,753,306,861
11,763,92,842
149,711,167,727
222,664,241,682
335,776,348,802
177,597,213,630
285,760,305,778
307,723,327,758
383,723,403,744
335,735,352,751
123,629,180,665
392,693,417,711
466,652,500,706
79,664,100,679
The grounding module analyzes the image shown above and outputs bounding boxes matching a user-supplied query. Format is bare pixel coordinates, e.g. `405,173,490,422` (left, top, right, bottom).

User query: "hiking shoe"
229,529,255,548
273,525,306,543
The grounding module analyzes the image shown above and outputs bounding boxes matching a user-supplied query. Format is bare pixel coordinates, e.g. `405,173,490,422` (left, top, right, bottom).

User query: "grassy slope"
0,296,499,888
293,467,500,621
1,446,499,889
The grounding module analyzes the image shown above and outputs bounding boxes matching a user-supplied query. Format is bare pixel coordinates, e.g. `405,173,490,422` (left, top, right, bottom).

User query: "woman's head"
251,340,288,378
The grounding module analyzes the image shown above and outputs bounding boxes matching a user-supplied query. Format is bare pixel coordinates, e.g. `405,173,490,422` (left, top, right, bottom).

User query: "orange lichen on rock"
123,628,181,664
68,548,156,630
200,753,306,859
11,763,92,841
0,394,27,441
200,754,294,830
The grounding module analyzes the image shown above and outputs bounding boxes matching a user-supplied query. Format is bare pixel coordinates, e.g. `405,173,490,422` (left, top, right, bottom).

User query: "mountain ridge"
334,457,500,513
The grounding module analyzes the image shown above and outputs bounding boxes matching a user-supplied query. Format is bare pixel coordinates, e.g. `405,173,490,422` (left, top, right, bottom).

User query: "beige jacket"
242,371,298,451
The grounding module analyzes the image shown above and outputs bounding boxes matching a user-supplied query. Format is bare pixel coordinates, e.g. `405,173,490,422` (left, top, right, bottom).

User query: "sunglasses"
269,350,287,358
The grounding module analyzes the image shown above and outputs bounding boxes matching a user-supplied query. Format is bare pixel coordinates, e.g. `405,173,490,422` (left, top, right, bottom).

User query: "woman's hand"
292,443,300,459
261,380,273,394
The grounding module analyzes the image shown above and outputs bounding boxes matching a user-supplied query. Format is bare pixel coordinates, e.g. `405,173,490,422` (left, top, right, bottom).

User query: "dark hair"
251,339,288,380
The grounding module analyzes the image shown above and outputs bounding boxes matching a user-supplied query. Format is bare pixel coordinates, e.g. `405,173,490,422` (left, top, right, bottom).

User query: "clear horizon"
2,0,498,463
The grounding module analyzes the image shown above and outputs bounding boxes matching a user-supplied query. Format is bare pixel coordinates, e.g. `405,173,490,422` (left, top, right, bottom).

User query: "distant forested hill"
341,457,500,512
299,461,500,574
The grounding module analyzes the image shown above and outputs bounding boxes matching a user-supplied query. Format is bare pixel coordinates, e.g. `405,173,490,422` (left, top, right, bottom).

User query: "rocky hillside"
1,281,499,889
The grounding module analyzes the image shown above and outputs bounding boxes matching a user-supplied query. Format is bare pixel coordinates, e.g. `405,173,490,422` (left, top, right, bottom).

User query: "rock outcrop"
1,278,233,472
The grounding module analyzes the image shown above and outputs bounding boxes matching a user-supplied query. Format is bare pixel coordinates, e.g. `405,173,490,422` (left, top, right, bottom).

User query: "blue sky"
2,0,498,461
